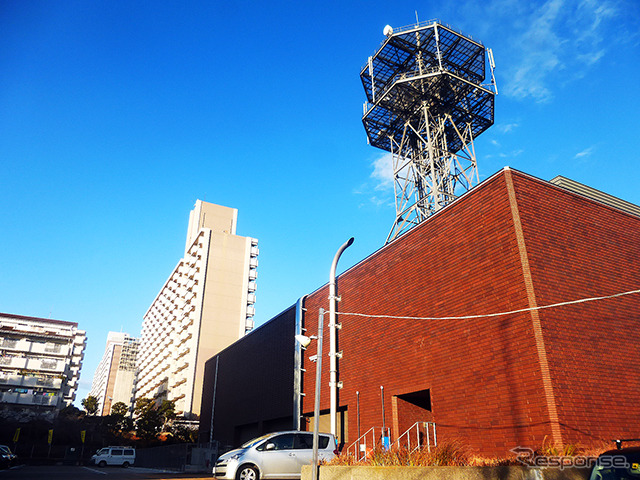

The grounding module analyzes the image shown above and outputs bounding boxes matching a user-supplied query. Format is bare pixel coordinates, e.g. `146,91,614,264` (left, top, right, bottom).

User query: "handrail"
392,421,437,453
344,427,382,461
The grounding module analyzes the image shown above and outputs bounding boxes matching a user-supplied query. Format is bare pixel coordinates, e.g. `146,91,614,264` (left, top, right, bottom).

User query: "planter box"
301,465,592,480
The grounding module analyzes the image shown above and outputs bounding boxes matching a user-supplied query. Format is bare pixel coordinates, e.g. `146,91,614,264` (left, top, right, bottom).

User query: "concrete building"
199,168,640,457
0,313,86,415
136,200,258,418
90,332,138,416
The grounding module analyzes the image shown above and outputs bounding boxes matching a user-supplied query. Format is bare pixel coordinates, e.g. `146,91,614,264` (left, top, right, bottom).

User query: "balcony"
176,346,190,359
0,392,60,407
170,377,187,389
0,374,63,389
1,339,70,357
172,362,189,375
0,356,27,369
245,318,255,331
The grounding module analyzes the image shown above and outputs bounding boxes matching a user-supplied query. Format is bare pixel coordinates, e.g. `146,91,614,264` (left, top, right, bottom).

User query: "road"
0,465,212,480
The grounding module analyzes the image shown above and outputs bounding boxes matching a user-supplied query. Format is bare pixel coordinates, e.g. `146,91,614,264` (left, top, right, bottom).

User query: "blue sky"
1,0,639,406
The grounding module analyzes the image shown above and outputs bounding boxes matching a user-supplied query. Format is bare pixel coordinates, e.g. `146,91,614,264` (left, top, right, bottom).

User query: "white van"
91,446,135,467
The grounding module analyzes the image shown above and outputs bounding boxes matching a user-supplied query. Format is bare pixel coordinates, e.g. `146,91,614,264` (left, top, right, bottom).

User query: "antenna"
487,48,498,95
360,20,496,243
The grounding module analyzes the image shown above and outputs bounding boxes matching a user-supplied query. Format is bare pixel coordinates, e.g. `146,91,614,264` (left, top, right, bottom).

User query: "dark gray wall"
199,305,296,448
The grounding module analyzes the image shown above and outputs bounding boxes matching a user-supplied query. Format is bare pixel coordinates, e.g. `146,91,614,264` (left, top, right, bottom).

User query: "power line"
337,288,640,321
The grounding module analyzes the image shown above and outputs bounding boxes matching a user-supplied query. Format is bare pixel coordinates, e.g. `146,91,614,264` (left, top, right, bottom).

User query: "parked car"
590,445,640,480
0,445,16,468
213,431,338,480
90,446,136,467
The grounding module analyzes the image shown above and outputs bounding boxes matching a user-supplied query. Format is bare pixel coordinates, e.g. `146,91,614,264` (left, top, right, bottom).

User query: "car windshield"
591,451,640,480
241,434,272,449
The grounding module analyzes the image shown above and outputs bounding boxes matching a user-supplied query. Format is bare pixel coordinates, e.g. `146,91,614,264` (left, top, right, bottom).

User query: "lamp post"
329,237,354,439
295,308,325,480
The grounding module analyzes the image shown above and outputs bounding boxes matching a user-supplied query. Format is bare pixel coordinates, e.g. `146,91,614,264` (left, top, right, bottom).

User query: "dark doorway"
393,388,433,440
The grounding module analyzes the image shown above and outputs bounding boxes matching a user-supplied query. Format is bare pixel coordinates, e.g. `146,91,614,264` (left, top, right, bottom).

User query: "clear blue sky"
1,0,639,406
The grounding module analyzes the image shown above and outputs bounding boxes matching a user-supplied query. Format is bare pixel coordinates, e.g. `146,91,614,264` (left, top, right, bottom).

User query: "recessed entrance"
392,388,433,440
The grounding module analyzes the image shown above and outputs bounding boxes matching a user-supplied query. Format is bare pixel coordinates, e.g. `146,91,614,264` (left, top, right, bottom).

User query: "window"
295,434,313,449
259,434,294,451
318,435,330,449
124,450,134,456
40,359,58,369
294,433,330,449
45,343,61,353
2,339,17,348
111,449,123,456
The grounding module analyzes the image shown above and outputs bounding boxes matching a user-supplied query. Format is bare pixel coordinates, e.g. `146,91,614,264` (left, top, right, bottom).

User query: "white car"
91,446,136,467
213,431,337,480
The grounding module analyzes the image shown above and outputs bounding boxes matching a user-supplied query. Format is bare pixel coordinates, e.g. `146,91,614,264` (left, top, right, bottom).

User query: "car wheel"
122,461,130,468
98,460,107,468
236,465,259,480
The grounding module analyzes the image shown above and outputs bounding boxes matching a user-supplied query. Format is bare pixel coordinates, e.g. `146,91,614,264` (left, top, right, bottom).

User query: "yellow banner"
80,430,86,444
48,429,53,445
12,427,20,443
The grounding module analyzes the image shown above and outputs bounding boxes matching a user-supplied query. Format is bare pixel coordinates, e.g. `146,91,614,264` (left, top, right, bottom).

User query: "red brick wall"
512,173,640,444
300,169,640,457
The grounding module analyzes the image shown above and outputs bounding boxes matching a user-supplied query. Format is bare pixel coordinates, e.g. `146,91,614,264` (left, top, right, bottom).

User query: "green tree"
58,404,85,420
133,397,155,416
106,402,133,433
110,402,129,418
170,424,198,443
81,395,99,416
133,398,176,441
158,400,176,430
135,407,162,440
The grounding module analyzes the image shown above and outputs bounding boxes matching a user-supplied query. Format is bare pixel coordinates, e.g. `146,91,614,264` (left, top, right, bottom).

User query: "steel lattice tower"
361,20,497,243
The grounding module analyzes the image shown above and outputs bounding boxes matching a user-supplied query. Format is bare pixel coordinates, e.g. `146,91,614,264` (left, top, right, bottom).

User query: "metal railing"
344,427,387,461
392,421,437,453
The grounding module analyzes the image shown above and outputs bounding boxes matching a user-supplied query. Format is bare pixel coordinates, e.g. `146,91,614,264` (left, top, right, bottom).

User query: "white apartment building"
90,332,138,416
0,313,86,414
136,201,258,418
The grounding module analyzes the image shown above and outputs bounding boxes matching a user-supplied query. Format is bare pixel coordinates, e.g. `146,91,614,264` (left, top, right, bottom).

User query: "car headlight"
220,453,241,463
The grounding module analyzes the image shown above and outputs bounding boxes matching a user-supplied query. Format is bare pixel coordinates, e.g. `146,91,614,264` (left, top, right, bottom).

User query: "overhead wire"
337,287,640,321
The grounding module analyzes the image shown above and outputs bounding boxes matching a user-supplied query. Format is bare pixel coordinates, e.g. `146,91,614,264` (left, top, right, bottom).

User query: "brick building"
199,168,640,456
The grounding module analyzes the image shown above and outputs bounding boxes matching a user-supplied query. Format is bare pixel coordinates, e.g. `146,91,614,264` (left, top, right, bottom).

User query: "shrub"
330,441,472,467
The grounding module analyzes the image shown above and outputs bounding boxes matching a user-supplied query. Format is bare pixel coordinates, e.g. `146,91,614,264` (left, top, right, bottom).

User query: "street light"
295,308,325,480
329,237,354,438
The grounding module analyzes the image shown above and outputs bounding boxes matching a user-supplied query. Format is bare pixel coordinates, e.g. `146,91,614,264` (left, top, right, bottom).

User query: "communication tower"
361,20,497,243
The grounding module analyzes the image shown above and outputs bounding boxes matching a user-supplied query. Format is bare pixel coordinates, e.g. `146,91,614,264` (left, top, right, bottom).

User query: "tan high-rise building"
89,332,138,416
136,201,258,417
